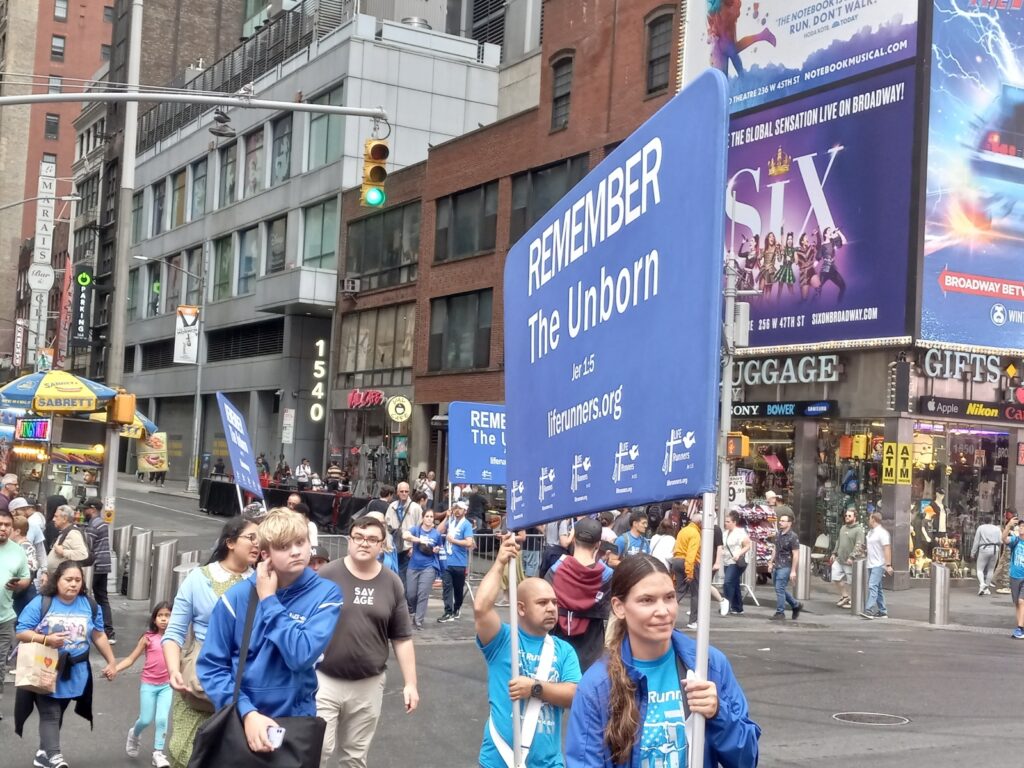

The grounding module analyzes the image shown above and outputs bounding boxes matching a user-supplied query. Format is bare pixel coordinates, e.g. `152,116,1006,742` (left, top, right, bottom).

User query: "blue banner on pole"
448,401,507,486
503,70,729,529
215,392,263,500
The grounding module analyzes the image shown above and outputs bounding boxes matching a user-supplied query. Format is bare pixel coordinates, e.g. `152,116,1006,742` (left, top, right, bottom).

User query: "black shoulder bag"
187,586,326,768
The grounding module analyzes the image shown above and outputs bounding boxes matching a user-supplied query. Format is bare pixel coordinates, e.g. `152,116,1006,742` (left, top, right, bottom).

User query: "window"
191,158,207,218
212,236,233,301
103,5,114,21
152,180,166,235
185,247,202,305
103,162,118,224
219,143,236,207
170,169,186,228
127,269,138,320
43,152,57,165
44,113,60,140
646,14,673,94
434,182,497,262
50,36,65,61
428,289,493,372
346,202,420,290
510,154,589,242
551,57,573,130
54,0,67,20
78,174,100,215
307,86,343,169
140,340,175,371
47,76,62,94
101,44,111,61
267,217,287,273
146,262,161,317
303,199,338,269
244,129,264,197
271,115,291,185
206,320,284,363
238,227,258,294
131,191,143,242
165,254,182,309
338,304,415,387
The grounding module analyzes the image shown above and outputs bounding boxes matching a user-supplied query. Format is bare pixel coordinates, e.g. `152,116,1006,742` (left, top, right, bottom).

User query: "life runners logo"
509,480,524,513
538,467,555,502
570,454,591,493
662,428,696,475
612,441,640,484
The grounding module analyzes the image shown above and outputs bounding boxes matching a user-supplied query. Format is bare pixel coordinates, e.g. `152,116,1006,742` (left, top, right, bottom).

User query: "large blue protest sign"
503,70,729,529
448,401,506,485
215,392,263,499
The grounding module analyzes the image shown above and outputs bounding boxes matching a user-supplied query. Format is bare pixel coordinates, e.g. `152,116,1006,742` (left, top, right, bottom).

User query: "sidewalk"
116,471,198,500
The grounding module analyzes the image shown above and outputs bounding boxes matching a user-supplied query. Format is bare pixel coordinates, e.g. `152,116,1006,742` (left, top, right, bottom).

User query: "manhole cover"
833,712,910,726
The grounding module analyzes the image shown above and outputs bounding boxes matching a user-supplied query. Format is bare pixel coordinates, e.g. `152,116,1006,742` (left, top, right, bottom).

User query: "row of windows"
50,35,110,62
52,1,113,22
137,84,343,242
549,12,674,132
133,320,284,371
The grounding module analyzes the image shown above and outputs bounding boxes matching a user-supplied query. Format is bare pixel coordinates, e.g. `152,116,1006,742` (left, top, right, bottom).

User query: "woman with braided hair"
565,555,759,767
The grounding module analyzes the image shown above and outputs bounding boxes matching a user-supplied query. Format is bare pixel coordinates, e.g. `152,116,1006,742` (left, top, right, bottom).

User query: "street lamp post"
133,251,206,492
0,194,80,213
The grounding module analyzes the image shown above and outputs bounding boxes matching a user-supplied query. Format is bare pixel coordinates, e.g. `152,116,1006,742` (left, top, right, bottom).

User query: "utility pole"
98,0,143,522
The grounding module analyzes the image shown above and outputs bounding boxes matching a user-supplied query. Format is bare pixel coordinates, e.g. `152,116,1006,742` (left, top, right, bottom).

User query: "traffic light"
360,138,389,207
109,391,136,425
726,432,750,459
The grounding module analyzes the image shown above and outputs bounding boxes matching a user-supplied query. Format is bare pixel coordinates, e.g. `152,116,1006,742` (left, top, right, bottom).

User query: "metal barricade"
150,540,179,611
930,563,950,625
319,535,348,562
850,558,867,616
127,530,153,600
796,544,811,601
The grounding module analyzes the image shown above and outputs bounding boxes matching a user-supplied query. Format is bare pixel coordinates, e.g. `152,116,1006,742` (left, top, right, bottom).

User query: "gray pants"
36,693,69,756
977,548,999,589
406,567,435,625
0,617,14,698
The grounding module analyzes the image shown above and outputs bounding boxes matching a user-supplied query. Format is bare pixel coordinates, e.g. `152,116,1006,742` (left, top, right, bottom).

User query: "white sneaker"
686,621,698,630
48,754,69,768
33,751,48,768
126,727,140,758
719,598,729,617
151,751,170,768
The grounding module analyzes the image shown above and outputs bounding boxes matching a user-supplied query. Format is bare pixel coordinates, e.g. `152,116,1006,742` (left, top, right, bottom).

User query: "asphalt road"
2,488,1019,767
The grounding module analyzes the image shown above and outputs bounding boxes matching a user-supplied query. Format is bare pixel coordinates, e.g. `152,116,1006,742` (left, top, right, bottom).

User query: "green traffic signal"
365,187,386,207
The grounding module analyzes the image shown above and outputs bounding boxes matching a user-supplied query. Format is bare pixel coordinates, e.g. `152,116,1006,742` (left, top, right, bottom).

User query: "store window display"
813,423,883,549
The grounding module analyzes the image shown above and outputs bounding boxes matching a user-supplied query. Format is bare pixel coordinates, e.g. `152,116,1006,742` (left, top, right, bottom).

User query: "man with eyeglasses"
316,515,419,767
0,474,19,514
385,482,422,588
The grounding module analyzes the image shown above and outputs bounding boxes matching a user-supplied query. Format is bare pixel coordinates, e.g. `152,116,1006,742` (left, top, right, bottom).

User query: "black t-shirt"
317,559,411,680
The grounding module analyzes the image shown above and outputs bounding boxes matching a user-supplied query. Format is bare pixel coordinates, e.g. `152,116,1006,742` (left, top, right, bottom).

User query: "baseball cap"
574,518,602,544
310,546,330,563
8,497,31,513
80,499,103,511
455,499,469,510
765,491,778,501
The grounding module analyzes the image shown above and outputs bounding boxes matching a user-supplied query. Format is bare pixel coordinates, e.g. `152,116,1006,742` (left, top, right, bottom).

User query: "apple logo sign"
926,398,937,412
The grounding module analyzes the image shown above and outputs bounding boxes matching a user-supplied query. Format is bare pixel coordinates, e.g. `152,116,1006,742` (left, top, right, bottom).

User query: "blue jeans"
133,682,172,750
723,564,744,613
866,565,887,614
521,550,541,578
773,567,799,613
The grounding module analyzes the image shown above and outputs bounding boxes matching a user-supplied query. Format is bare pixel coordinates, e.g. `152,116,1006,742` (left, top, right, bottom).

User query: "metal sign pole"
507,557,524,768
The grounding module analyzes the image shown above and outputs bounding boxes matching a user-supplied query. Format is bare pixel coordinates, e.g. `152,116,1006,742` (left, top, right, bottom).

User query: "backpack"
58,524,95,567
39,593,101,627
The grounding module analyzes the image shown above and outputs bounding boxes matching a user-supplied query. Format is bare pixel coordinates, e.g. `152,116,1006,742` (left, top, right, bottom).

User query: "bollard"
113,525,134,564
173,550,202,594
850,558,867,616
127,531,153,600
796,544,811,601
107,553,119,595
113,526,134,596
930,563,950,625
150,540,179,611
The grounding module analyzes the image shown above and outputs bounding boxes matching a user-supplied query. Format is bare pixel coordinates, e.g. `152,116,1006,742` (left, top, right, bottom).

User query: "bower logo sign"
503,71,729,527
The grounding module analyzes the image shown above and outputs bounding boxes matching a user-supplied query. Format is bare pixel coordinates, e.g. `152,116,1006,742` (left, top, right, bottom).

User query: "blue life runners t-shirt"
16,594,103,699
616,533,651,557
633,649,690,768
1009,536,1024,580
0,539,30,623
408,526,442,572
445,518,475,568
477,623,582,768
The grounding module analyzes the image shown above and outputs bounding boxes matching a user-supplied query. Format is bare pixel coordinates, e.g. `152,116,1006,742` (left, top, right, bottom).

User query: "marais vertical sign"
503,71,729,528
32,161,57,365
682,0,918,113
725,65,916,347
448,401,506,485
923,0,1024,352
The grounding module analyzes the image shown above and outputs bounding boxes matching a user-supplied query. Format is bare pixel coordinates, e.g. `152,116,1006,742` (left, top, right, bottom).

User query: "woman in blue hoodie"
565,555,759,767
197,508,343,754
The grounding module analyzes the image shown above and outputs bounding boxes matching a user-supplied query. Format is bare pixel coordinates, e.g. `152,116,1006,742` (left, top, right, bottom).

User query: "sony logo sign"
732,355,840,387
921,348,1000,384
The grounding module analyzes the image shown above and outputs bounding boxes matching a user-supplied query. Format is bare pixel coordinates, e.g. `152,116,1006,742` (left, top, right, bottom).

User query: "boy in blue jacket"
198,508,343,753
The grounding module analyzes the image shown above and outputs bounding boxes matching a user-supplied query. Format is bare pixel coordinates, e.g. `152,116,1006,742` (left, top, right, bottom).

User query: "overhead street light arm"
133,254,200,282
0,194,81,213
0,91,389,121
